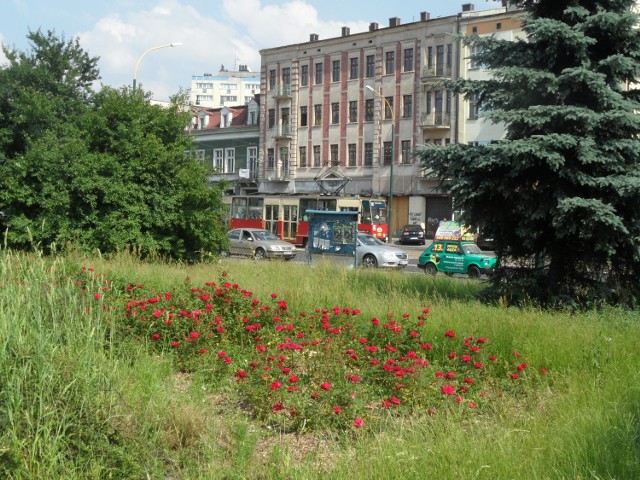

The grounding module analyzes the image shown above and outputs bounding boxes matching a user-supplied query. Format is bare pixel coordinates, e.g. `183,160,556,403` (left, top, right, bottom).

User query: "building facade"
256,3,521,236
190,65,261,108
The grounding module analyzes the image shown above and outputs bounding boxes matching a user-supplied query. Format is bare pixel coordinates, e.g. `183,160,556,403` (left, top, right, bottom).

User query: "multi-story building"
189,97,261,188
190,65,261,108
257,3,521,237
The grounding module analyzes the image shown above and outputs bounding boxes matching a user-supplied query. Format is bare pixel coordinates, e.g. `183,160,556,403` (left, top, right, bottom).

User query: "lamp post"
366,85,395,241
132,42,182,91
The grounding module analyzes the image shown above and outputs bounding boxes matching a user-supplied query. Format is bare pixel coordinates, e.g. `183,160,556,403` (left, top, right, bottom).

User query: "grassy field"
1,251,639,479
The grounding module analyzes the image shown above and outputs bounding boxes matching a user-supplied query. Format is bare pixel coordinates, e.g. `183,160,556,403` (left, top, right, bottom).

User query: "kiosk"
305,210,358,268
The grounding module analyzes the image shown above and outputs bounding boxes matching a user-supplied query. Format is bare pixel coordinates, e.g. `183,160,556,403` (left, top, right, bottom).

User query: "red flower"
218,351,227,358
190,331,199,340
441,385,455,395
444,330,456,338
256,344,266,353
389,397,400,405
510,373,519,380
270,381,283,390
353,417,364,428
171,341,179,347
272,402,284,412
320,382,331,391
488,355,497,361
198,348,207,354
540,369,548,374
271,293,278,299
235,369,248,379
381,400,391,409
371,318,380,326
150,333,160,341
333,406,342,414
288,375,299,383
516,362,528,371
223,357,232,364
455,395,463,404
469,401,477,409
464,377,473,385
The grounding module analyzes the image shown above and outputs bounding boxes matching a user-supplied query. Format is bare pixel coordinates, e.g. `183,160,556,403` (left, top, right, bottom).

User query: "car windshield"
404,225,422,232
253,230,279,241
358,234,384,246
461,243,483,255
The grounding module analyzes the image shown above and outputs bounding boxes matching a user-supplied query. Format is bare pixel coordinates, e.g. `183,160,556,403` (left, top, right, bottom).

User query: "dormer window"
220,107,233,128
197,111,209,130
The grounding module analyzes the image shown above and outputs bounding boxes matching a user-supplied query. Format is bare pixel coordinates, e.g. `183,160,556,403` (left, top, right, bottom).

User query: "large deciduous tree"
418,0,640,307
0,30,228,261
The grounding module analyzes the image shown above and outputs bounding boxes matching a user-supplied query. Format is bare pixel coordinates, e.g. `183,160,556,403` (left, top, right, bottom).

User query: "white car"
357,234,408,268
227,228,296,260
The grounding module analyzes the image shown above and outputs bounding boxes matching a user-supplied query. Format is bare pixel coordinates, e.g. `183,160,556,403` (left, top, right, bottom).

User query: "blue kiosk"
305,210,358,268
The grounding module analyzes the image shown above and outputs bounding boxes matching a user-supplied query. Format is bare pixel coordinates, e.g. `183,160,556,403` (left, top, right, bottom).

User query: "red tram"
225,194,389,246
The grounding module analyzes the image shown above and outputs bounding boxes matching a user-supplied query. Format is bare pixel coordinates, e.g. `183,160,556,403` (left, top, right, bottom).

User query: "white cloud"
0,33,8,67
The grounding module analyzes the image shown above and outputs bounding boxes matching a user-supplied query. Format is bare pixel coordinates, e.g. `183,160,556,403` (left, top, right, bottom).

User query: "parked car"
417,221,497,278
227,228,296,260
475,232,496,251
357,234,408,268
399,224,426,245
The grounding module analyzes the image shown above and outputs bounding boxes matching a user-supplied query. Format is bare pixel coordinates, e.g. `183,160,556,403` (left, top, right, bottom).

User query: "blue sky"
2,0,505,101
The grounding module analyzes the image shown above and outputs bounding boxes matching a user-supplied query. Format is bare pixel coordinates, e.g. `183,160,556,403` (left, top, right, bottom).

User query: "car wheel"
362,254,378,268
467,265,481,279
254,248,266,260
425,263,437,275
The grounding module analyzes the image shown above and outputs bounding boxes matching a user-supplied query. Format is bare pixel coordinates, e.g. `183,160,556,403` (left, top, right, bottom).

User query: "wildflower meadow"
1,251,639,479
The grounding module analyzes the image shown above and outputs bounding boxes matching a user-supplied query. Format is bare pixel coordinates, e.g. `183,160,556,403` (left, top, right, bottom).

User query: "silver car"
357,234,408,268
227,228,296,260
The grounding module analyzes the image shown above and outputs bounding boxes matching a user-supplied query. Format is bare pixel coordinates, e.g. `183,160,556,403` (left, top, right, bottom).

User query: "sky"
1,0,506,101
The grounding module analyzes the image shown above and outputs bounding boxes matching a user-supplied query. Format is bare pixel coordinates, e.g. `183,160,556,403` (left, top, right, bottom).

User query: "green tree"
0,31,228,260
418,1,640,307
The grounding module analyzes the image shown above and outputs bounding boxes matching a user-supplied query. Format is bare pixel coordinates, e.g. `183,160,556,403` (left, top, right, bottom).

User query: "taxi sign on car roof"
434,221,475,242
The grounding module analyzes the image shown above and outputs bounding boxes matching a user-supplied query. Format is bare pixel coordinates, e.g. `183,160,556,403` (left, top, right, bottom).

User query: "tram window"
318,199,337,211
361,200,372,224
232,198,247,219
248,198,263,219
371,202,387,223
300,199,318,221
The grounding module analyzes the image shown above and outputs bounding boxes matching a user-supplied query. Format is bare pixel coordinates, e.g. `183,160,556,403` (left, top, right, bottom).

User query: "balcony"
263,165,291,181
421,65,453,83
271,85,292,99
420,112,451,130
271,124,293,139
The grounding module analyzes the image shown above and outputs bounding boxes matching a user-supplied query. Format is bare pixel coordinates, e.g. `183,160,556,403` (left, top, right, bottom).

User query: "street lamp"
366,85,395,241
132,42,182,91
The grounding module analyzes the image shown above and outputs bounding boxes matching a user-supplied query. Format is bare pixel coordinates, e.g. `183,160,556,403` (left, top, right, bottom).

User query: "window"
366,54,375,77
401,140,412,164
350,57,359,79
315,62,323,84
436,45,445,76
385,51,395,74
349,100,358,122
403,95,412,118
282,67,291,86
496,22,502,30
447,44,453,67
365,99,374,121
469,45,483,70
268,108,275,128
472,26,478,34
330,144,338,165
364,142,373,166
247,146,258,177
195,149,205,163
332,60,341,82
301,64,309,86
384,97,393,120
313,145,321,167
348,144,357,167
280,147,289,175
267,148,275,169
383,141,392,165
269,69,276,90
469,93,479,120
314,104,322,126
281,107,290,128
427,46,433,68
224,148,235,173
403,48,414,72
221,113,231,128
300,106,308,127
214,148,224,170
299,146,307,167
331,102,339,124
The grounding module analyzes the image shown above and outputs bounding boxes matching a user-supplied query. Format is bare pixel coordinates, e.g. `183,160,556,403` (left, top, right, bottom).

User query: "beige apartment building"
257,2,521,236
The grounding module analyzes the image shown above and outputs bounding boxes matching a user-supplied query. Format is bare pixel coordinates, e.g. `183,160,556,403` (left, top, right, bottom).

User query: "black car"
399,224,425,245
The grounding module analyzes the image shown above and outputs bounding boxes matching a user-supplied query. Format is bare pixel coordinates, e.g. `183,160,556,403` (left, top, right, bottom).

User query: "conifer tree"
419,0,640,307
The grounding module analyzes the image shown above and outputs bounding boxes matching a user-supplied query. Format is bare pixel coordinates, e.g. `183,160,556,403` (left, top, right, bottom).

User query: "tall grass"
2,251,639,479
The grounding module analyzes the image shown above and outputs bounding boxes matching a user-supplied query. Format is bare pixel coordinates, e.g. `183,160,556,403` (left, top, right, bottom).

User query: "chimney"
369,22,379,32
310,33,319,42
389,17,401,27
462,3,475,11
420,12,431,21
341,26,350,37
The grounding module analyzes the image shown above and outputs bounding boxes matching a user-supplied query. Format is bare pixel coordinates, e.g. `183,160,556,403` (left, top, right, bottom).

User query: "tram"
225,194,389,246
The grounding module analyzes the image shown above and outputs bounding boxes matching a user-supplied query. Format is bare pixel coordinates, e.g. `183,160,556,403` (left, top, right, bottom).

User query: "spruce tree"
419,0,640,307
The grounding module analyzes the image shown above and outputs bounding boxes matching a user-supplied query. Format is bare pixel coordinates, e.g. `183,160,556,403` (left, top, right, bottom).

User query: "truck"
417,221,497,278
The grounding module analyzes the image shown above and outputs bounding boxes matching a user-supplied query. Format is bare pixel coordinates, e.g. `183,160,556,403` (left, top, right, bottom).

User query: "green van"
417,221,497,278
